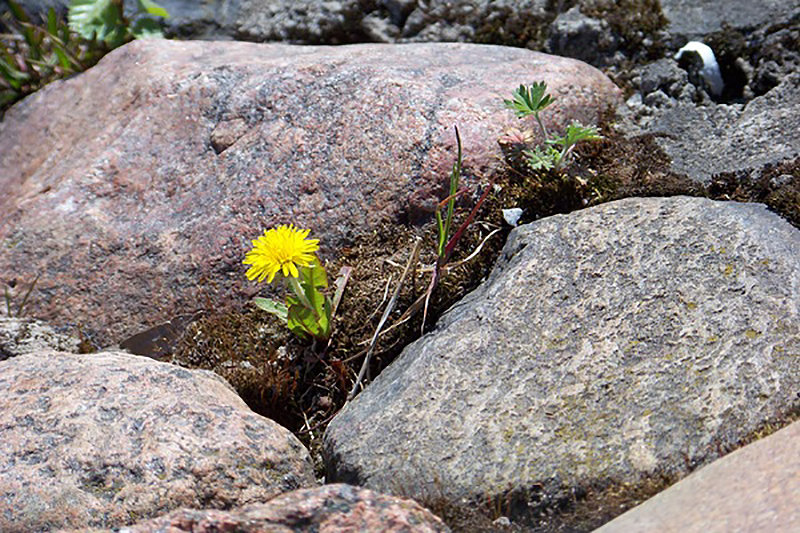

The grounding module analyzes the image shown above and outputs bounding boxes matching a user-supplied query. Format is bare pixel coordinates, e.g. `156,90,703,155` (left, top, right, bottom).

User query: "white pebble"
502,208,524,226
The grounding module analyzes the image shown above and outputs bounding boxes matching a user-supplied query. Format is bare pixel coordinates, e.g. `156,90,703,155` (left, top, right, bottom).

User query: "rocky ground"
1,1,798,532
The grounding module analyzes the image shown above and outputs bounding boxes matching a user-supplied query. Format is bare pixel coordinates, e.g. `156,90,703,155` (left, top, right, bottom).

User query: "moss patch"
707,157,800,228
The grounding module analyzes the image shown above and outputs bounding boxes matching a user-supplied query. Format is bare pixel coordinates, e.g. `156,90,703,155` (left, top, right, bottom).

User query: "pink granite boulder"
596,420,800,533
0,39,621,345
0,351,316,532
109,483,450,533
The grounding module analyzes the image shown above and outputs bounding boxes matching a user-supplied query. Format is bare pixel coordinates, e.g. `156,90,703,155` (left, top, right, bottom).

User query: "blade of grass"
348,237,422,401
439,125,462,256
442,177,495,263
15,273,40,317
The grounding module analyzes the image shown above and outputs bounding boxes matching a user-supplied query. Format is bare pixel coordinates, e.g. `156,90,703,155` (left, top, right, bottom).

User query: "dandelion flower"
243,224,319,283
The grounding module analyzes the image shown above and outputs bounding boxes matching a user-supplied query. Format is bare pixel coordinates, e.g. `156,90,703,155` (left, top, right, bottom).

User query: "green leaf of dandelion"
287,293,331,341
137,0,170,18
298,261,326,309
253,297,288,322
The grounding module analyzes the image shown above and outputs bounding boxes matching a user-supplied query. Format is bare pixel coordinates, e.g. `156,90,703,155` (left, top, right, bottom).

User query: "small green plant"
243,224,332,342
0,0,169,115
504,82,554,138
68,0,170,48
427,126,496,325
0,2,100,112
504,81,602,172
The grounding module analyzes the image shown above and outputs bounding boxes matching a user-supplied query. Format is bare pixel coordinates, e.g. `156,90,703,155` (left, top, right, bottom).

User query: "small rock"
0,316,80,360
115,483,450,532
639,58,689,99
493,516,512,527
547,6,618,66
502,208,524,226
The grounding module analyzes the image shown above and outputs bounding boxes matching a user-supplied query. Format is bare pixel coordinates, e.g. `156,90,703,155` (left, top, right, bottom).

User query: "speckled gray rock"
324,196,800,529
638,58,693,102
660,0,798,40
623,75,800,183
400,0,549,45
0,351,316,532
0,316,80,360
546,6,619,67
596,420,800,533
0,39,620,346
113,483,450,533
233,0,367,43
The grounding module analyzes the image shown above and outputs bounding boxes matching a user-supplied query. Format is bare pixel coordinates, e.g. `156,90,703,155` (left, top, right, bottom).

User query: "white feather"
675,41,725,97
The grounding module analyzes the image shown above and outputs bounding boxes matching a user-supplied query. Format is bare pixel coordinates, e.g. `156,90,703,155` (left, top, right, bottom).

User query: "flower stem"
288,277,313,311
535,112,549,140
288,274,324,321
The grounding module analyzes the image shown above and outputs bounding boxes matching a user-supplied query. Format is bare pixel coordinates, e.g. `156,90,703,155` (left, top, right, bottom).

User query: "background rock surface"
324,196,800,528
659,0,797,40
0,39,620,346
624,75,800,183
112,483,450,533
0,351,316,532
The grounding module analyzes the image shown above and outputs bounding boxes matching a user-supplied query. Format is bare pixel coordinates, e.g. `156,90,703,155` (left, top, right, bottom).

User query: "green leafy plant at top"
504,82,554,138
1,0,169,115
0,1,102,113
68,0,170,48
504,81,602,172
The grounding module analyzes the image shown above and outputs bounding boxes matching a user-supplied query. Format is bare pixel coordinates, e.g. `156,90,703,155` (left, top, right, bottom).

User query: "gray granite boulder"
0,351,316,532
113,483,450,533
0,39,620,346
596,420,800,533
324,196,800,530
0,316,80,360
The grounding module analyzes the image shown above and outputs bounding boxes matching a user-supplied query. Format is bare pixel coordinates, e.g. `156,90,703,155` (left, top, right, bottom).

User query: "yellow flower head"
243,224,320,283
